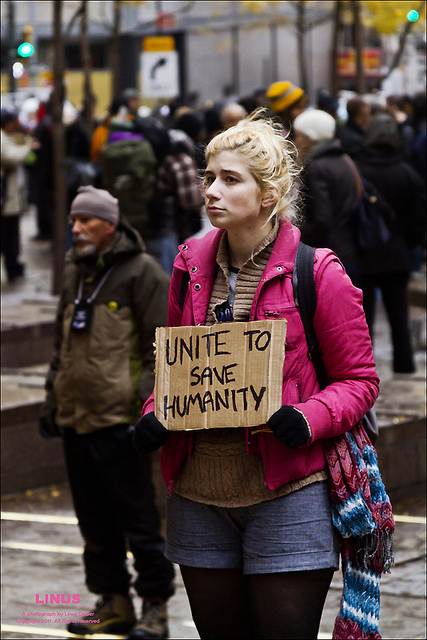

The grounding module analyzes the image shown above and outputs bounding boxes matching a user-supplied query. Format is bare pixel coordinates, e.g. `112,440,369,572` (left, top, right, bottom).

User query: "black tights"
180,565,334,640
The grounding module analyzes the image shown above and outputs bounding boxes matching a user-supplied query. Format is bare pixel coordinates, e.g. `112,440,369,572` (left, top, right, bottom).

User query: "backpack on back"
100,132,157,229
344,155,395,252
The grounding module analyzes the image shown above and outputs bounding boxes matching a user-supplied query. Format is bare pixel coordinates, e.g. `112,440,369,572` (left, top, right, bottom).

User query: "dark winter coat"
43,219,170,433
299,139,360,269
353,144,426,273
335,120,366,158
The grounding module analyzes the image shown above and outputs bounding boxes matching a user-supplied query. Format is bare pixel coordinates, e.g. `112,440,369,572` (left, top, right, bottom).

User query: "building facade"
1,1,425,117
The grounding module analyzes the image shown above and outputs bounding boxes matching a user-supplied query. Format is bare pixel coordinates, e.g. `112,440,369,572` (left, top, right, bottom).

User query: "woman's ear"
261,187,278,209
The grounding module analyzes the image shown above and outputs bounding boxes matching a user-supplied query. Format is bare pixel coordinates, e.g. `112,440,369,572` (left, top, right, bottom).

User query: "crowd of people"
1,79,425,639
2,83,425,367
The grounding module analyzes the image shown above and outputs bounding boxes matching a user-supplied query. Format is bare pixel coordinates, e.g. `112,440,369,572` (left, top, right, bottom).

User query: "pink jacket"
143,219,379,494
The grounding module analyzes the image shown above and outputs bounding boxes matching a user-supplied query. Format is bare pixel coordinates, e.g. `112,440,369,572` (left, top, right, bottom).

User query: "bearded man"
39,185,175,639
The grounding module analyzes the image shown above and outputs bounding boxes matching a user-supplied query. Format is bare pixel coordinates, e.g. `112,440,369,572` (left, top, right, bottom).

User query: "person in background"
265,80,307,139
410,92,426,272
386,94,415,163
220,102,248,130
335,96,371,158
1,108,40,282
121,87,140,119
154,126,204,267
174,110,208,171
203,101,223,142
410,91,426,183
90,97,128,166
293,109,362,285
317,89,339,122
32,95,55,240
353,112,425,374
131,110,379,639
39,186,175,639
238,87,267,116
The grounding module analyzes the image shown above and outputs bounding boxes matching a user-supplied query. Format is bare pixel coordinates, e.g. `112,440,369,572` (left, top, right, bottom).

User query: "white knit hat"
293,109,336,142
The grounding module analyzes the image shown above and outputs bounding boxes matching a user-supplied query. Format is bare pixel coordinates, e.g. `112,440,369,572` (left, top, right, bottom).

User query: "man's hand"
39,412,61,438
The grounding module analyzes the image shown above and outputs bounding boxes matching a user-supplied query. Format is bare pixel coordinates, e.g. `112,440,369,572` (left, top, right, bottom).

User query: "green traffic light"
17,42,34,57
407,10,419,21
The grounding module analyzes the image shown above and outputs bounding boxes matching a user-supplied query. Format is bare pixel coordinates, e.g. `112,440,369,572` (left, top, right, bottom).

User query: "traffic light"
407,10,419,22
17,25,34,58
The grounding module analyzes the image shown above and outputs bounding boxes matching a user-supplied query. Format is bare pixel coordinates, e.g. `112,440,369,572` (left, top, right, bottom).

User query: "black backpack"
344,155,395,252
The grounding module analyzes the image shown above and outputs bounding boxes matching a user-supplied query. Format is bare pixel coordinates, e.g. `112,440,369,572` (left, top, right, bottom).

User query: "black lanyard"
71,267,114,332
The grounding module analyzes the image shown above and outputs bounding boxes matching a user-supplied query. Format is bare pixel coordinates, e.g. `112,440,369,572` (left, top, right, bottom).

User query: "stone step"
1,297,58,368
2,365,425,507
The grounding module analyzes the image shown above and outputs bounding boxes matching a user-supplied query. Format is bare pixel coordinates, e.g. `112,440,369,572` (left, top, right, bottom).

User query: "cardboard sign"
155,320,287,431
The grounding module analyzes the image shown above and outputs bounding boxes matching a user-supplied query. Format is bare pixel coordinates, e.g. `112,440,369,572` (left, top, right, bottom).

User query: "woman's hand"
132,412,170,454
267,405,312,448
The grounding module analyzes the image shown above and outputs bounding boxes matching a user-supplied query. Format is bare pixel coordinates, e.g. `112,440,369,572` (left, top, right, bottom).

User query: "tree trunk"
330,0,343,95
352,0,366,94
296,1,308,92
110,1,122,101
6,0,16,93
51,0,68,295
384,0,425,79
80,0,94,134
270,21,278,84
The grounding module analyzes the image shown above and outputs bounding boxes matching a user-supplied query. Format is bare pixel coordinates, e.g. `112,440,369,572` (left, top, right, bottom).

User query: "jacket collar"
263,218,301,275
179,217,300,277
177,218,301,325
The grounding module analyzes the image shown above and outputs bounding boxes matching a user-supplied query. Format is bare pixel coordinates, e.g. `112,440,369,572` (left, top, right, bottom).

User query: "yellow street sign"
143,36,175,52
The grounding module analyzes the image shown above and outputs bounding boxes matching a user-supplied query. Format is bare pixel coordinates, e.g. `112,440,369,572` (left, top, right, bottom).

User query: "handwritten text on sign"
155,320,287,431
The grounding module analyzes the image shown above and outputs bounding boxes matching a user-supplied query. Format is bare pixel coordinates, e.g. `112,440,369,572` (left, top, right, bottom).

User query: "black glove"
267,405,311,449
133,412,170,455
39,412,61,439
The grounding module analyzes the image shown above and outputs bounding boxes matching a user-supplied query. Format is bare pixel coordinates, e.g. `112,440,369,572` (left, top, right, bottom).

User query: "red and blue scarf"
324,422,395,639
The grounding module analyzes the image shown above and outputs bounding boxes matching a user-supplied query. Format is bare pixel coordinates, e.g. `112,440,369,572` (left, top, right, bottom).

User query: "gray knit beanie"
70,186,119,225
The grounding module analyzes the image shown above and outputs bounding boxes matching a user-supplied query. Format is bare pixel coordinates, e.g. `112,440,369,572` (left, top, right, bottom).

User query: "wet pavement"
1,485,425,639
1,207,426,639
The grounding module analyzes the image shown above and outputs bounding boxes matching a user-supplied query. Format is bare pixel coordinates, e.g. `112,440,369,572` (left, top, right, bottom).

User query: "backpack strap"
292,242,328,390
292,242,379,443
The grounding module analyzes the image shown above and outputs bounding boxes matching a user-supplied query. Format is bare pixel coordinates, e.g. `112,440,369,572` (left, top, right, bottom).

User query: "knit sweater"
173,220,327,506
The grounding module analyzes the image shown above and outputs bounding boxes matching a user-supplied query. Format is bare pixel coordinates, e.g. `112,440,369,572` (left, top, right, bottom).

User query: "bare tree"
51,0,68,295
6,0,16,93
384,0,425,80
352,0,366,94
80,0,95,134
295,1,309,93
330,0,343,95
110,1,122,101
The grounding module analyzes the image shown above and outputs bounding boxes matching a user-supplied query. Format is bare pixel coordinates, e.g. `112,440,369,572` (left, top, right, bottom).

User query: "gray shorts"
165,481,340,574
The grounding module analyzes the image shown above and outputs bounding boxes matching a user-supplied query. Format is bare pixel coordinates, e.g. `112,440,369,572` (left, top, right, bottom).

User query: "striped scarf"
323,422,395,639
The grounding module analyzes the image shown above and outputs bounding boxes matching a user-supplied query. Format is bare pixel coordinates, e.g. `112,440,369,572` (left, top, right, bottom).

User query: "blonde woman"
133,110,379,639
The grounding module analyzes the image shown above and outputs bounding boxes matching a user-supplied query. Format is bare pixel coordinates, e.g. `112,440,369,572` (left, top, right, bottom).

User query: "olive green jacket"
43,220,169,434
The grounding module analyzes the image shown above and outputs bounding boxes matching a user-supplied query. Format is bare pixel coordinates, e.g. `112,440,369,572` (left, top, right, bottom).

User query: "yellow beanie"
266,81,305,113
